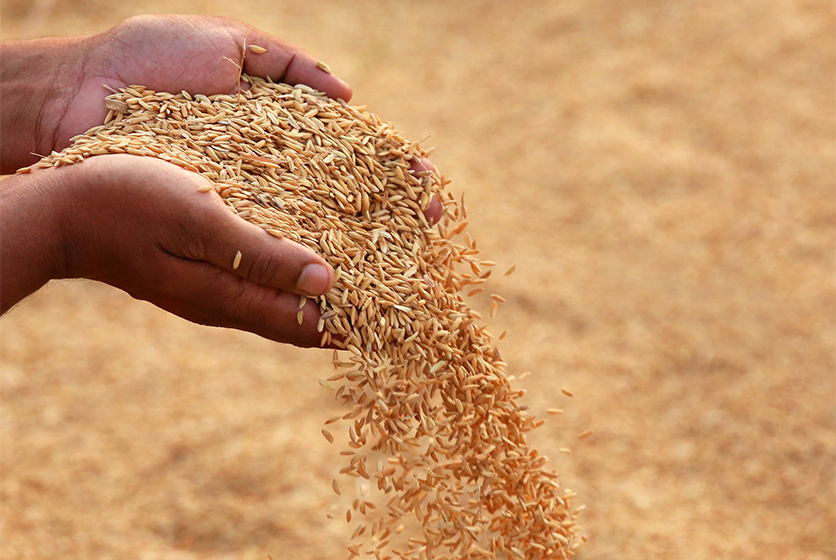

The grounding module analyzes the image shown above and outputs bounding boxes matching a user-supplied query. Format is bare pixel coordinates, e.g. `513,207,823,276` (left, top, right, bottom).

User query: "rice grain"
24,74,583,560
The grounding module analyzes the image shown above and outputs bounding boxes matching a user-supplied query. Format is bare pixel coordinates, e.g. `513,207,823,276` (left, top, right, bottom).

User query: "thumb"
194,193,334,297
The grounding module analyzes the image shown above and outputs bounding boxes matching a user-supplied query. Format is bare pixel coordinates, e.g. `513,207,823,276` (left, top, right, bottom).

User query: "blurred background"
1,1,833,559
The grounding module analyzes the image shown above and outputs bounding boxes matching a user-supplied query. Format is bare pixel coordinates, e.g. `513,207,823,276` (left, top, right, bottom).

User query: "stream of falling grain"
23,75,583,560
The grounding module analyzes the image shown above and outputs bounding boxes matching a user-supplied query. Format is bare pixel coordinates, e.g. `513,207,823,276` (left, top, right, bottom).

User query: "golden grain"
248,44,267,54
232,250,243,270
26,75,581,560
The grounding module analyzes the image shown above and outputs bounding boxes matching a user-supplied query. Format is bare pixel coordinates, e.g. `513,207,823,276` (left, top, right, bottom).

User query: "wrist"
0,167,76,313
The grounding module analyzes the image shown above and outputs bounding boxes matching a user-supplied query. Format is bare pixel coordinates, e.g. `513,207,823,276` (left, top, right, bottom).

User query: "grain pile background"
1,2,833,560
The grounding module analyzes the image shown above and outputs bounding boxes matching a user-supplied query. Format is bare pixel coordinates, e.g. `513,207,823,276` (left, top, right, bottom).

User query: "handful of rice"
24,74,583,559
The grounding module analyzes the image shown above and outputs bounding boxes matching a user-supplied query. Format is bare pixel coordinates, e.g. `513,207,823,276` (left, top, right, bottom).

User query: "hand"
1,15,352,173
66,15,354,152
1,155,334,347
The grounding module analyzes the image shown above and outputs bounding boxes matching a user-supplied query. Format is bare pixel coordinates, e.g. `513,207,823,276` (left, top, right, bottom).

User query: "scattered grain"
27,74,581,560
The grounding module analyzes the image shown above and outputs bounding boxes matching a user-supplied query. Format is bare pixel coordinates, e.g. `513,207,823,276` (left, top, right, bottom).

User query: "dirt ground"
1,1,834,559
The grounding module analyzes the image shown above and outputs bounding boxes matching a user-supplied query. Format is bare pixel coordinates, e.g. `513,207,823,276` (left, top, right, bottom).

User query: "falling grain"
27,74,582,560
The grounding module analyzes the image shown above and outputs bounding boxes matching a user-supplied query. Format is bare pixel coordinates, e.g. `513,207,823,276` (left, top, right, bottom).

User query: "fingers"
410,157,445,224
237,26,353,101
77,154,333,298
152,257,326,347
68,154,331,345
189,192,334,297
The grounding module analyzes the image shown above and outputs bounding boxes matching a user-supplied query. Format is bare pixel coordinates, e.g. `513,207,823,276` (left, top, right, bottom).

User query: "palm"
98,17,245,95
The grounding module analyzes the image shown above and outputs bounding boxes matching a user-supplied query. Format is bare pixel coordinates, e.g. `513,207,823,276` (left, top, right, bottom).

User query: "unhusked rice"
23,74,584,559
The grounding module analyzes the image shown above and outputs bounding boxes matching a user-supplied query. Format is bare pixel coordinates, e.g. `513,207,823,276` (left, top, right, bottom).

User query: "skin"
0,15,441,347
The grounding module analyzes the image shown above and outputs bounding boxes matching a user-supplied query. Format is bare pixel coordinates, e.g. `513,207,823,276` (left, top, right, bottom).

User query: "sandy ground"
1,1,834,559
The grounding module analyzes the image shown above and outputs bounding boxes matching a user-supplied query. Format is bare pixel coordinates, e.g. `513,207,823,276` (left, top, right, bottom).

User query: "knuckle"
216,273,250,310
242,247,288,287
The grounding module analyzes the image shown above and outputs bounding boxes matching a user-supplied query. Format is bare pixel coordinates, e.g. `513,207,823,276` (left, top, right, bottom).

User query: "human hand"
1,14,351,173
66,15,354,151
1,154,335,347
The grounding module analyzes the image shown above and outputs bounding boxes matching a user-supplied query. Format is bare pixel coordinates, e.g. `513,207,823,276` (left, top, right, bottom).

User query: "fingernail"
420,157,437,174
423,196,444,224
297,263,330,295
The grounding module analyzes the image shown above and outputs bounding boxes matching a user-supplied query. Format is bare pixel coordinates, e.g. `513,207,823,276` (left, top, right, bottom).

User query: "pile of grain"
23,74,583,559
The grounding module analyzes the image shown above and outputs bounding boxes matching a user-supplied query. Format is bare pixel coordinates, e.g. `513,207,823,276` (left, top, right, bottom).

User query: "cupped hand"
54,154,334,347
58,15,352,153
